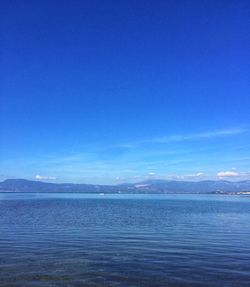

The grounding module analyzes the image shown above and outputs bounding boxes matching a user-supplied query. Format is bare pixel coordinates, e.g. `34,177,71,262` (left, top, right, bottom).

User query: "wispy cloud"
167,172,205,180
111,128,248,151
35,175,57,180
185,172,204,177
151,128,247,144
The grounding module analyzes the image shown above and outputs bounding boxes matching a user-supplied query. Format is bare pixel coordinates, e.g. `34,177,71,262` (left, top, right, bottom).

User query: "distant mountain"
132,179,250,193
0,178,250,194
0,179,117,193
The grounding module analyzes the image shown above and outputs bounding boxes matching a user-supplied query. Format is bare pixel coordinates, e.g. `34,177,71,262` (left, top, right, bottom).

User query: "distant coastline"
0,178,250,195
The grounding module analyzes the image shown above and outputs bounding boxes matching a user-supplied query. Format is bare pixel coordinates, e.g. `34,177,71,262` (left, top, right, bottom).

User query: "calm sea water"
0,193,250,287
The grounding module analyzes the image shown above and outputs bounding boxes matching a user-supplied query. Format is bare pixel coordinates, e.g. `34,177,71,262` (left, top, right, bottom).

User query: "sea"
0,193,250,287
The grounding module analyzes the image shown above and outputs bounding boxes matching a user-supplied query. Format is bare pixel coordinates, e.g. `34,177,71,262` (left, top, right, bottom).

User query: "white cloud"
196,172,204,176
152,128,247,144
169,175,185,180
35,175,57,180
148,172,156,176
168,172,205,180
186,172,204,177
217,171,238,177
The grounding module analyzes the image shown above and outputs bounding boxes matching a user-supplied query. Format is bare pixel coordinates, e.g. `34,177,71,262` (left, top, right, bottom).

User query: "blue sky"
1,0,249,184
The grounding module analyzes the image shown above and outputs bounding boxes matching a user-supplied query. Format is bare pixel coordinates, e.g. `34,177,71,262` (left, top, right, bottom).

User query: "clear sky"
1,0,249,184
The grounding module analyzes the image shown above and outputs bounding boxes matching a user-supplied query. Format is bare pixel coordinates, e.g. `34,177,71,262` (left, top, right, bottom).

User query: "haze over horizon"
1,0,249,184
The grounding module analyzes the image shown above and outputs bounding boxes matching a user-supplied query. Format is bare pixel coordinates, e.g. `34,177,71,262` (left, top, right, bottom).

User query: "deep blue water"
0,193,250,287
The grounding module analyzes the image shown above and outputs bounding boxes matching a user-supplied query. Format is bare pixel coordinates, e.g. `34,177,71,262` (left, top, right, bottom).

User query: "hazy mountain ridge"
0,178,250,194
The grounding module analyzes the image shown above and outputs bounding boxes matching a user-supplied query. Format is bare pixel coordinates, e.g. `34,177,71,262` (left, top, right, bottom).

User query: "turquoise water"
0,193,250,286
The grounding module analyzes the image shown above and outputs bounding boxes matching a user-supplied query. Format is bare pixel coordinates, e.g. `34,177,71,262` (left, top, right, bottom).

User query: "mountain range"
0,178,250,194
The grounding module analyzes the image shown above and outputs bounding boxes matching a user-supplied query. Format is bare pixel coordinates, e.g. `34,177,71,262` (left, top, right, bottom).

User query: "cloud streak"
168,172,205,180
151,128,247,144
35,175,57,180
